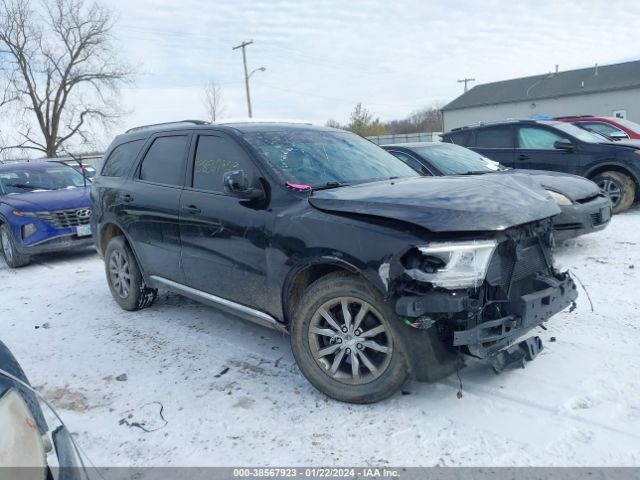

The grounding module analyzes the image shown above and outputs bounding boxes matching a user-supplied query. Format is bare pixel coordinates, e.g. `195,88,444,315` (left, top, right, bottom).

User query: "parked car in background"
441,119,640,213
55,161,97,180
555,115,640,140
92,120,577,403
382,142,611,241
0,162,92,267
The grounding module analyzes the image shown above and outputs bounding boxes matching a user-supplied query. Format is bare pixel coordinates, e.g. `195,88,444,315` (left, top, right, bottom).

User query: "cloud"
5,0,640,152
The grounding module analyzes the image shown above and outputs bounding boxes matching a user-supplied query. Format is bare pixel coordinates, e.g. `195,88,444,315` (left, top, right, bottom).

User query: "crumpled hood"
502,169,600,202
1,187,90,211
309,176,561,232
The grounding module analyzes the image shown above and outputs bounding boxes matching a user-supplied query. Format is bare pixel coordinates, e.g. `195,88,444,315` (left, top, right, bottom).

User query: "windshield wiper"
6,183,51,190
312,181,349,191
458,170,490,176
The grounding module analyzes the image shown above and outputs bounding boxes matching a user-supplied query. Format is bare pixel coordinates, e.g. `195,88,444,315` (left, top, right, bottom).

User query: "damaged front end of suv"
393,220,577,374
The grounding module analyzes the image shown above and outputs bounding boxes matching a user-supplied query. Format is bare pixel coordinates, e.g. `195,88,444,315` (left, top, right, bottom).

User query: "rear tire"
0,224,30,268
592,171,635,213
104,236,157,311
290,272,409,404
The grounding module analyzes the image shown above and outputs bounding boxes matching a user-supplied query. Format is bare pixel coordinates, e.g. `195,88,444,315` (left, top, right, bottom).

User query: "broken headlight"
545,190,572,206
415,239,497,289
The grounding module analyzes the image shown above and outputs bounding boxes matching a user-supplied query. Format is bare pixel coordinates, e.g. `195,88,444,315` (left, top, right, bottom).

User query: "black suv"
91,121,577,403
441,119,640,213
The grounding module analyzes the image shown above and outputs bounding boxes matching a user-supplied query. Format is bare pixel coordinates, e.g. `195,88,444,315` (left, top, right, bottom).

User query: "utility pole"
457,77,476,92
233,40,255,117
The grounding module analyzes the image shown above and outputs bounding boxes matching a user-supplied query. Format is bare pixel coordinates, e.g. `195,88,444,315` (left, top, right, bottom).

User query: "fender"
97,218,149,280
281,254,389,324
583,161,640,185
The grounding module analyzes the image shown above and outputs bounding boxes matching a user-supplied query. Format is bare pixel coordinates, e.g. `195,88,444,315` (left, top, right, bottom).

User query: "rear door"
179,131,270,310
125,132,191,281
469,125,516,167
515,125,579,173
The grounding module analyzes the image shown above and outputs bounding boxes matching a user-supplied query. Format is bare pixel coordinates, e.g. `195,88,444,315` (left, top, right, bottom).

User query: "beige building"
442,60,640,131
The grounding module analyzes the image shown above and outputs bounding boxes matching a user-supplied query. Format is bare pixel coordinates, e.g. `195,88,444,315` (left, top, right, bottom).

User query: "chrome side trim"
149,275,286,333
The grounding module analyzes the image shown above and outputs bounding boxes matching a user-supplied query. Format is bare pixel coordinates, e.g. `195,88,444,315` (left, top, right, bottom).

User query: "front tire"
592,171,635,213
290,272,409,403
104,236,157,311
0,224,30,268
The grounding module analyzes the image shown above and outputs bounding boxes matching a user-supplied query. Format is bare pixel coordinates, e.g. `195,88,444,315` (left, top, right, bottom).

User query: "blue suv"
0,162,93,267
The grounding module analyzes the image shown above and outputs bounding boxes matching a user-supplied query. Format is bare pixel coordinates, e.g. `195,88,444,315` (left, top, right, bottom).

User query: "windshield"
243,130,418,188
0,164,86,195
413,143,505,175
614,118,640,133
551,122,606,143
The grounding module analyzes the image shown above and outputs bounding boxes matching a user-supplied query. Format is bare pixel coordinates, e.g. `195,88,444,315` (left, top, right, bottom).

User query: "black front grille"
591,212,603,226
36,208,91,228
486,236,550,288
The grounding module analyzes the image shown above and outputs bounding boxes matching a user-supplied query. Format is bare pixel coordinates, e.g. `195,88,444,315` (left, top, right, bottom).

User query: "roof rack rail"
125,120,210,134
553,115,594,120
451,119,542,131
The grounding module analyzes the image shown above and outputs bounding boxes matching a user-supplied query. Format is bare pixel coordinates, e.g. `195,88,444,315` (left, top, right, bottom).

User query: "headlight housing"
545,190,572,206
415,239,497,289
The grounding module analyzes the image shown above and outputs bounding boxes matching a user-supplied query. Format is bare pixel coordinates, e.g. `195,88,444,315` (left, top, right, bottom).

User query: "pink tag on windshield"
286,182,312,191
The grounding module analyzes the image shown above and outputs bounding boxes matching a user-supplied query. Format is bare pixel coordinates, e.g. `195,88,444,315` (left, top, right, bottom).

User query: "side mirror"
609,131,628,141
223,170,262,199
554,139,574,151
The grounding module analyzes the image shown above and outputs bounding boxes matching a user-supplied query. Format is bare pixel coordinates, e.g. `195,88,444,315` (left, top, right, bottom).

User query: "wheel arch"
98,221,146,276
282,257,363,325
585,163,639,194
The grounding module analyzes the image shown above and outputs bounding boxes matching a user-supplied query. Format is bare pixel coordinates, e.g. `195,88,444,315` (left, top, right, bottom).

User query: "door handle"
182,205,201,215
518,154,530,160
122,194,134,203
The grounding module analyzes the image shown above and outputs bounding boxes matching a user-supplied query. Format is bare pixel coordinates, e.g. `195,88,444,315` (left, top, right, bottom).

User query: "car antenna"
64,151,87,189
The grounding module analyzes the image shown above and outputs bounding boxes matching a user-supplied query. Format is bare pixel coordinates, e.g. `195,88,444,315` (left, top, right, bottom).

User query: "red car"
556,115,640,140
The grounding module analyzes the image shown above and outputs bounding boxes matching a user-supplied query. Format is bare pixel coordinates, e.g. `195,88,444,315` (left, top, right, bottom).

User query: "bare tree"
203,80,225,122
0,0,133,157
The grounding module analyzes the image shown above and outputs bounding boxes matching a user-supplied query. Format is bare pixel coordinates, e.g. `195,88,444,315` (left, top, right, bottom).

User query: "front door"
515,125,579,173
179,132,270,311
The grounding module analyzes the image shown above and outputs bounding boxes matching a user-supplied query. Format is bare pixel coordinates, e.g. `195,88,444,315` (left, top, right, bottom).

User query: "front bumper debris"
490,335,544,373
452,273,577,357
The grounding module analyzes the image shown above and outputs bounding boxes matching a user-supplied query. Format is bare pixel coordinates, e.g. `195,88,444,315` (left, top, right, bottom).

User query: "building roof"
442,60,640,112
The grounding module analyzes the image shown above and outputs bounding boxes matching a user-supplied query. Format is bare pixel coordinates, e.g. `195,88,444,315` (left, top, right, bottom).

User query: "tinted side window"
446,130,471,146
139,136,189,186
474,126,513,148
388,151,430,175
518,127,563,149
101,140,144,177
192,135,253,192
580,122,627,138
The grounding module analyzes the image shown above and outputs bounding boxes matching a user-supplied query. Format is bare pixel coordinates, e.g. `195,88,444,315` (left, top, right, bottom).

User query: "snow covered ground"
1,207,639,467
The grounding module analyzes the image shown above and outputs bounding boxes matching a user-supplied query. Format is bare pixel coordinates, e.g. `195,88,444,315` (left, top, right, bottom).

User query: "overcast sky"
106,0,640,132
7,0,635,145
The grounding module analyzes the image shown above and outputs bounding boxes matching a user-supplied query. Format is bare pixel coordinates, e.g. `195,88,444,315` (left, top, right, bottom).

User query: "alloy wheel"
597,177,622,207
308,297,393,385
109,249,131,299
1,228,13,263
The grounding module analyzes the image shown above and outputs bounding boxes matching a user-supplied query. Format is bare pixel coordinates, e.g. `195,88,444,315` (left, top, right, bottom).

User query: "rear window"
101,140,145,177
444,130,471,146
139,136,189,186
474,126,513,148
